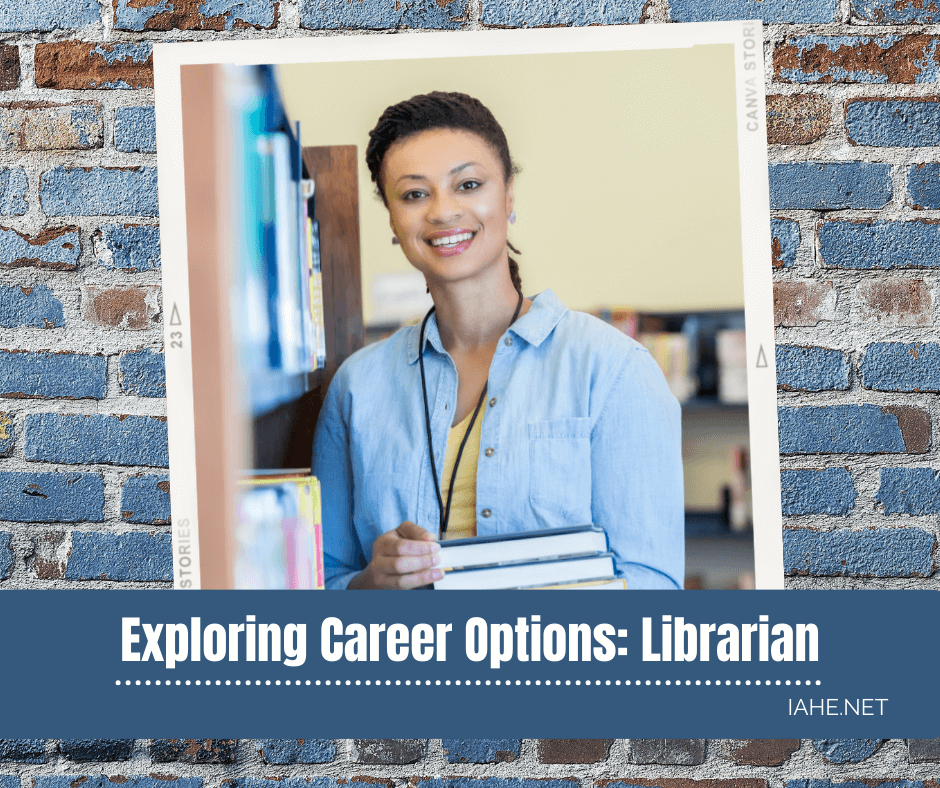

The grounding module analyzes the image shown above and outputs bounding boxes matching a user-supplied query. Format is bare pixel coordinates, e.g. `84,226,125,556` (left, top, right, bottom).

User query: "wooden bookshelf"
178,64,364,588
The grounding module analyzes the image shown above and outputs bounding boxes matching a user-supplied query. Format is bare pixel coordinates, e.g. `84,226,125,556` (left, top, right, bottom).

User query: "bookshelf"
619,307,753,589
179,64,363,588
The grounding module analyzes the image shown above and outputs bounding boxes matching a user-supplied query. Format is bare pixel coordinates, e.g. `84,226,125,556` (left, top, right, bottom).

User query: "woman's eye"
458,180,481,191
402,190,425,200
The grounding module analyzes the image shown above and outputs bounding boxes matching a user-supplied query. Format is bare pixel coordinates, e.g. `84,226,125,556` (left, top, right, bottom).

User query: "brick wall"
0,0,930,772
0,0,933,589
0,739,938,786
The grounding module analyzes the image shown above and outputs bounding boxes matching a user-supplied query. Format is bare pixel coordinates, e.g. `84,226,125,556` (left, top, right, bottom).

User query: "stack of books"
234,470,325,590
433,525,626,590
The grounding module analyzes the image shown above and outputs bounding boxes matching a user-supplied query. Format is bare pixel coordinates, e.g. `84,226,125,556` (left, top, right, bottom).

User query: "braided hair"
365,91,523,293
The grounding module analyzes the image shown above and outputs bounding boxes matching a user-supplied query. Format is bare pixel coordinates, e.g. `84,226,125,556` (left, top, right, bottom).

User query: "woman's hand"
348,521,443,589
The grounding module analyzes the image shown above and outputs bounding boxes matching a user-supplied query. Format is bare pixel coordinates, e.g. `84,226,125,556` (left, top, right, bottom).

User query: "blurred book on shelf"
716,328,748,404
228,67,326,419
637,331,697,403
592,306,747,407
235,471,324,590
723,445,752,533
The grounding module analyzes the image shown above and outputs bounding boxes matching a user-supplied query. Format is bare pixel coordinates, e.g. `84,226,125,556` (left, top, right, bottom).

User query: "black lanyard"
419,289,524,536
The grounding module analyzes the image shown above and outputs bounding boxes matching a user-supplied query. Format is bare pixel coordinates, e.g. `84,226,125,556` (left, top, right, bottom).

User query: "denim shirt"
312,289,685,590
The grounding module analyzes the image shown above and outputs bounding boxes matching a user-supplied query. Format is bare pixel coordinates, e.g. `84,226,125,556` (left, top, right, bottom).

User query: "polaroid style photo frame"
153,21,782,591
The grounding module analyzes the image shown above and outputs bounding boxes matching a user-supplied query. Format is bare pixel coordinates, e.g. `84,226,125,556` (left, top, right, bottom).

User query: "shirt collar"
406,289,567,365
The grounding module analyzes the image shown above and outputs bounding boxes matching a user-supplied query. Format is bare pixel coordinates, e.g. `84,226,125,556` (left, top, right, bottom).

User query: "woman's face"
381,128,514,289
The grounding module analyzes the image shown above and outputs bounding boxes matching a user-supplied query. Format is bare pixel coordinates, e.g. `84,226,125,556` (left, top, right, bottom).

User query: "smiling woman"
311,91,684,590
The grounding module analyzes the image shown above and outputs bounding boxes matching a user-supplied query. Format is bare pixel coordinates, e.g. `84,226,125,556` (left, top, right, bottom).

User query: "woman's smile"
427,228,477,256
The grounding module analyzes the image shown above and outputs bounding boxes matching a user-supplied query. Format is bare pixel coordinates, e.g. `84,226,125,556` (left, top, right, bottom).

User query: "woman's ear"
505,177,515,217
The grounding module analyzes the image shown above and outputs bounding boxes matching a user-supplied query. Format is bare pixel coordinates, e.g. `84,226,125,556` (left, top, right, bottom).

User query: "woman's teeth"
430,232,473,247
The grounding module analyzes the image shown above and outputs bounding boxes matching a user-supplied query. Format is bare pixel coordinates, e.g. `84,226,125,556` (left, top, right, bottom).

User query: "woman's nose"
427,191,461,223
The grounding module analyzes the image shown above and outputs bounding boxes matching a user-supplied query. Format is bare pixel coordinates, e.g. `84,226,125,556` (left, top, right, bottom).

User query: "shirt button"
489,397,497,407
481,508,492,518
504,337,513,346
485,447,494,457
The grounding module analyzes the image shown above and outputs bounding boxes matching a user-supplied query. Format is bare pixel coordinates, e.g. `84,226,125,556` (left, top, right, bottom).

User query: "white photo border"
153,22,783,590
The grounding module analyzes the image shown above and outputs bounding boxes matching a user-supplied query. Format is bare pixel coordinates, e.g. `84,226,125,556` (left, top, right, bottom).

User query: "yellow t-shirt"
439,408,482,540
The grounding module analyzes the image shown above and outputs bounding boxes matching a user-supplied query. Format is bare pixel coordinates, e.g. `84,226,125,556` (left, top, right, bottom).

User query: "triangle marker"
756,344,768,368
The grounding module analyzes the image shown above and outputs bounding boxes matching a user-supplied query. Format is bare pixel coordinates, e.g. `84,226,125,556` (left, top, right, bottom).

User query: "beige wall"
277,44,744,325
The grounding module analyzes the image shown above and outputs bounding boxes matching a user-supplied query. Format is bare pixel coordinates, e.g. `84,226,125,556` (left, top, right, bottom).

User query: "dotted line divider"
118,678,823,687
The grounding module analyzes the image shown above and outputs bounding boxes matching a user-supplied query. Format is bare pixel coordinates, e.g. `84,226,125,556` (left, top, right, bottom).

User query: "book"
434,552,617,591
234,471,324,590
437,524,608,571
716,328,748,404
533,578,628,590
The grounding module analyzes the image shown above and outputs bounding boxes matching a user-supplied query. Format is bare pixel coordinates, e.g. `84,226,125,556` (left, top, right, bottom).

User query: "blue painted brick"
0,351,105,398
787,781,919,788
0,103,103,150
121,474,170,523
415,780,577,788
114,106,155,153
777,345,849,391
150,740,236,763
59,740,134,761
115,0,276,30
908,163,940,209
300,0,463,29
259,740,335,764
0,168,27,215
812,740,886,763
671,0,836,22
40,166,158,216
482,0,643,26
771,218,799,268
768,162,891,210
0,739,45,762
774,35,940,84
65,531,172,581
0,0,99,31
781,468,857,515
0,776,18,788
0,532,11,580
237,780,336,788
860,342,940,392
0,284,64,328
24,413,169,467
778,404,929,454
0,472,104,522
120,349,165,397
818,220,940,268
443,739,522,763
35,42,152,90
37,778,200,788
853,0,940,22
0,226,80,270
94,223,160,271
783,526,935,576
876,467,940,515
846,99,940,147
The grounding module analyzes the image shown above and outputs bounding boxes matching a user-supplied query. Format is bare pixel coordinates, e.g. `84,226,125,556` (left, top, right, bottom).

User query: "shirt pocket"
527,417,592,526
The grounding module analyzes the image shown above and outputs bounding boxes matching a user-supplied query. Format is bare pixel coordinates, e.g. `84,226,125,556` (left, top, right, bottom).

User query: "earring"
509,210,517,225
392,236,400,245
